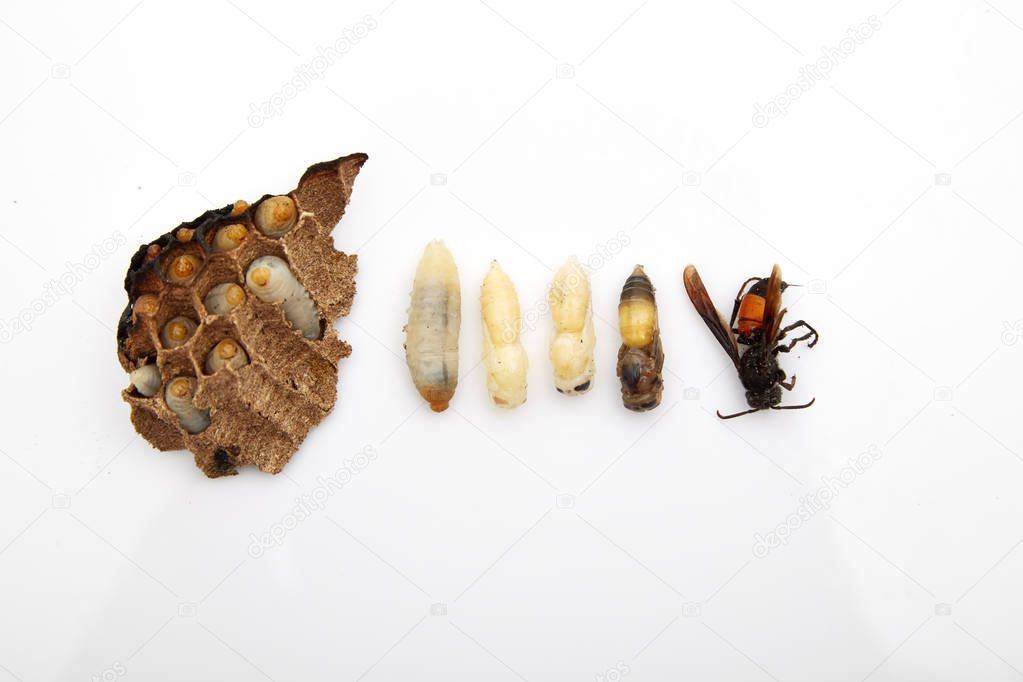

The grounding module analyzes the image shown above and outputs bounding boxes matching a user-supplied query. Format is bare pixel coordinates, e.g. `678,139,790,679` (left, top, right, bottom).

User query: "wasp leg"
771,397,815,411
717,406,763,419
728,276,762,328
775,320,818,353
778,375,797,391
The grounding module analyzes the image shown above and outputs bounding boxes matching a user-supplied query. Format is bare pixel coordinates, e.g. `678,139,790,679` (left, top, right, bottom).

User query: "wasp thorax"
205,338,249,373
254,196,298,237
160,316,197,348
213,223,248,252
165,377,210,434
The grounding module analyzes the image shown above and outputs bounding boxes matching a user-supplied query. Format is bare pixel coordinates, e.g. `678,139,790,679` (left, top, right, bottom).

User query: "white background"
2,0,1022,680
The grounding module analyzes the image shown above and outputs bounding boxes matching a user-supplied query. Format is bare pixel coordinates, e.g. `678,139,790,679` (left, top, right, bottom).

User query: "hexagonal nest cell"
116,154,367,477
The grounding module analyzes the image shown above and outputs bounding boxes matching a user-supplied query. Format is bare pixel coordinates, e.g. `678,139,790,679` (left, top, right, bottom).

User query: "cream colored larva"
165,377,210,433
129,364,162,397
405,240,461,412
253,196,298,237
548,256,595,395
212,223,248,252
245,256,321,339
159,316,197,348
204,339,249,373
204,283,246,315
480,261,527,408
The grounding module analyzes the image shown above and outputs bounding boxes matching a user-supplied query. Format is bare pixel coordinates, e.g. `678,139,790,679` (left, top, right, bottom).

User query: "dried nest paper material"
116,154,367,477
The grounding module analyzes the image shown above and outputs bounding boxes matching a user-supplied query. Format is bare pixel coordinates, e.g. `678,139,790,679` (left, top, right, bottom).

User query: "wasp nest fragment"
116,154,367,477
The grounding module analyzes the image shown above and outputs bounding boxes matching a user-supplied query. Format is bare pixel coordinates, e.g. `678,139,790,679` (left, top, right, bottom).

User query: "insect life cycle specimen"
616,265,665,412
480,261,528,409
683,264,818,419
404,240,462,412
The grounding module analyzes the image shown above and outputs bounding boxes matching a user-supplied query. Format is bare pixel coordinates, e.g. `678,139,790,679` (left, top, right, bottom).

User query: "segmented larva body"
480,261,527,409
254,196,298,237
205,339,250,373
245,256,321,339
616,265,664,412
549,256,595,395
405,241,461,412
129,364,162,397
212,223,248,252
165,377,210,434
204,283,246,315
160,316,197,348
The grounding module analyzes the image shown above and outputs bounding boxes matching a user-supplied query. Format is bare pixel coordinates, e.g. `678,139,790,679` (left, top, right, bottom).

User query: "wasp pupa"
616,265,664,411
404,240,461,412
481,261,528,409
548,256,595,395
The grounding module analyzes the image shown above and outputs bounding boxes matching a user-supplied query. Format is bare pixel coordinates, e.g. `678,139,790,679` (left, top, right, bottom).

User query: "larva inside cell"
129,363,162,397
204,339,249,373
245,255,321,340
133,294,159,320
212,223,248,252
159,316,198,348
165,377,210,434
167,254,202,283
204,283,245,315
254,196,298,237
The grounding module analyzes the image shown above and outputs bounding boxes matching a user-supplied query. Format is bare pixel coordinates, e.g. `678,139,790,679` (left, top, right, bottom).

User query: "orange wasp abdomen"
736,294,766,338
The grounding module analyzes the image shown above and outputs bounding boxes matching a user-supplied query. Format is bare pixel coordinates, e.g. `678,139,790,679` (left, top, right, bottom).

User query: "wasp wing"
683,265,740,367
762,264,784,345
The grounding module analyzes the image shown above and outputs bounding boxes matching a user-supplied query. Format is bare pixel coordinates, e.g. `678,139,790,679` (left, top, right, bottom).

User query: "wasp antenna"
717,407,763,419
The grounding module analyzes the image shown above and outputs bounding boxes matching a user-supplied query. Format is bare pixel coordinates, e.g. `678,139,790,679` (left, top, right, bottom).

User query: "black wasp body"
683,264,818,419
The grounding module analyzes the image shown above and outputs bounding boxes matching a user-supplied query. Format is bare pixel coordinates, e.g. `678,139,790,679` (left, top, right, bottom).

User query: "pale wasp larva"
246,256,321,339
253,196,298,237
616,265,664,411
481,261,527,408
204,283,245,316
160,316,197,349
129,364,162,397
204,339,250,373
165,377,210,434
548,256,595,395
404,240,461,412
212,223,248,252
